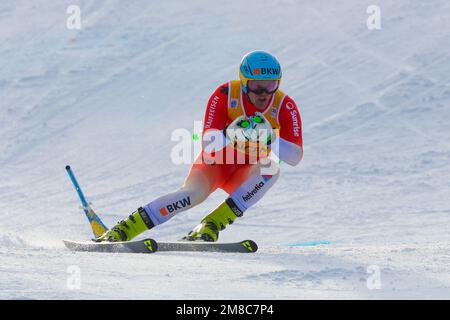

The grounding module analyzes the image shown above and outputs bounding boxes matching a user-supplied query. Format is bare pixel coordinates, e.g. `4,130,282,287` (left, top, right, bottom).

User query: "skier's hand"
252,112,275,145
224,115,248,144
225,113,274,158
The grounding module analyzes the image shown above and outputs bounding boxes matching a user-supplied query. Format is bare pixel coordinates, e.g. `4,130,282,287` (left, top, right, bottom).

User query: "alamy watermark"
366,265,381,290
67,265,81,290
170,121,280,175
366,5,381,30
66,5,82,30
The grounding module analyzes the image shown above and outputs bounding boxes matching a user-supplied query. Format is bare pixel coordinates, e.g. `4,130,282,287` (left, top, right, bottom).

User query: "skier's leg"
223,159,280,211
184,160,280,241
97,156,224,242
142,168,214,226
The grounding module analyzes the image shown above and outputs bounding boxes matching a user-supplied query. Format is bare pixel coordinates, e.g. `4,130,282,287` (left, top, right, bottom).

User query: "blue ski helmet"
239,51,282,93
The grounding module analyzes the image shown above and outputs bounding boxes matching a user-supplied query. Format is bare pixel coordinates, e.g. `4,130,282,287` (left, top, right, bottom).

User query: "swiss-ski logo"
270,107,277,118
160,197,191,216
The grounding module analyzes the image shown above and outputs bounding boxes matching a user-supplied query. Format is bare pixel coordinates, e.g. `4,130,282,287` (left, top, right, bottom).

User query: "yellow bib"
227,80,286,130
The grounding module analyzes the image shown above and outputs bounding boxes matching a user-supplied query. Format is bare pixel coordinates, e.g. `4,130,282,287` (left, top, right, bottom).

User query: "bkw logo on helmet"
253,68,280,76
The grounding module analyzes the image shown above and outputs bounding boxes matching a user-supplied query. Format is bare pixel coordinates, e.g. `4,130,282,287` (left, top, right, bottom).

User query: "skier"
97,50,303,242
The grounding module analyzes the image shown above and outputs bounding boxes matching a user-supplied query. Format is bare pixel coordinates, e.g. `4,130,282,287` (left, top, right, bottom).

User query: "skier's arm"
273,97,303,166
202,84,230,154
201,84,255,160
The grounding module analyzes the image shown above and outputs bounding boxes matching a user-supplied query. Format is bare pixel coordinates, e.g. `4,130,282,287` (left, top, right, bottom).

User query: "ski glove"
225,113,274,158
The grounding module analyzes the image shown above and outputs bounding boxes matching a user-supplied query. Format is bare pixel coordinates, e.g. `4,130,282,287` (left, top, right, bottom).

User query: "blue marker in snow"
288,240,333,247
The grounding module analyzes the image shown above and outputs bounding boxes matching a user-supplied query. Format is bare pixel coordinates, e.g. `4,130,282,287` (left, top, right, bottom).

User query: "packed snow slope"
1,0,450,299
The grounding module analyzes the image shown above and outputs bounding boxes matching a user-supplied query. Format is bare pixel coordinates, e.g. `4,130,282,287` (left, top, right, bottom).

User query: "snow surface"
1,0,450,299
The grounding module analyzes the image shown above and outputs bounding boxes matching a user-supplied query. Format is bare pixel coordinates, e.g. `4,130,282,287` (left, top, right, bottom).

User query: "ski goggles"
247,80,279,95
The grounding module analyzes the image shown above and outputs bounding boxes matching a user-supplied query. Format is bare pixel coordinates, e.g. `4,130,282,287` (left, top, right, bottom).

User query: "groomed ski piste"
1,0,450,299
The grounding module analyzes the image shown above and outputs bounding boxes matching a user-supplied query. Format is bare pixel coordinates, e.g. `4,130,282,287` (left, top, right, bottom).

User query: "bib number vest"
227,80,286,129
227,80,286,158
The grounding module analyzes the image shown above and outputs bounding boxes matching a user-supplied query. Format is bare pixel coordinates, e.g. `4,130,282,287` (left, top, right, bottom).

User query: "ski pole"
66,165,109,237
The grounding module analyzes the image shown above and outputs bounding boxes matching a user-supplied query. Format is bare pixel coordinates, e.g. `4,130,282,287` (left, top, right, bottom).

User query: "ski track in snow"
1,0,450,299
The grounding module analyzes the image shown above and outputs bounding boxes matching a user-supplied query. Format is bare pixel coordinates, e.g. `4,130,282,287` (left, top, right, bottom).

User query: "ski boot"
96,207,154,242
184,198,243,242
